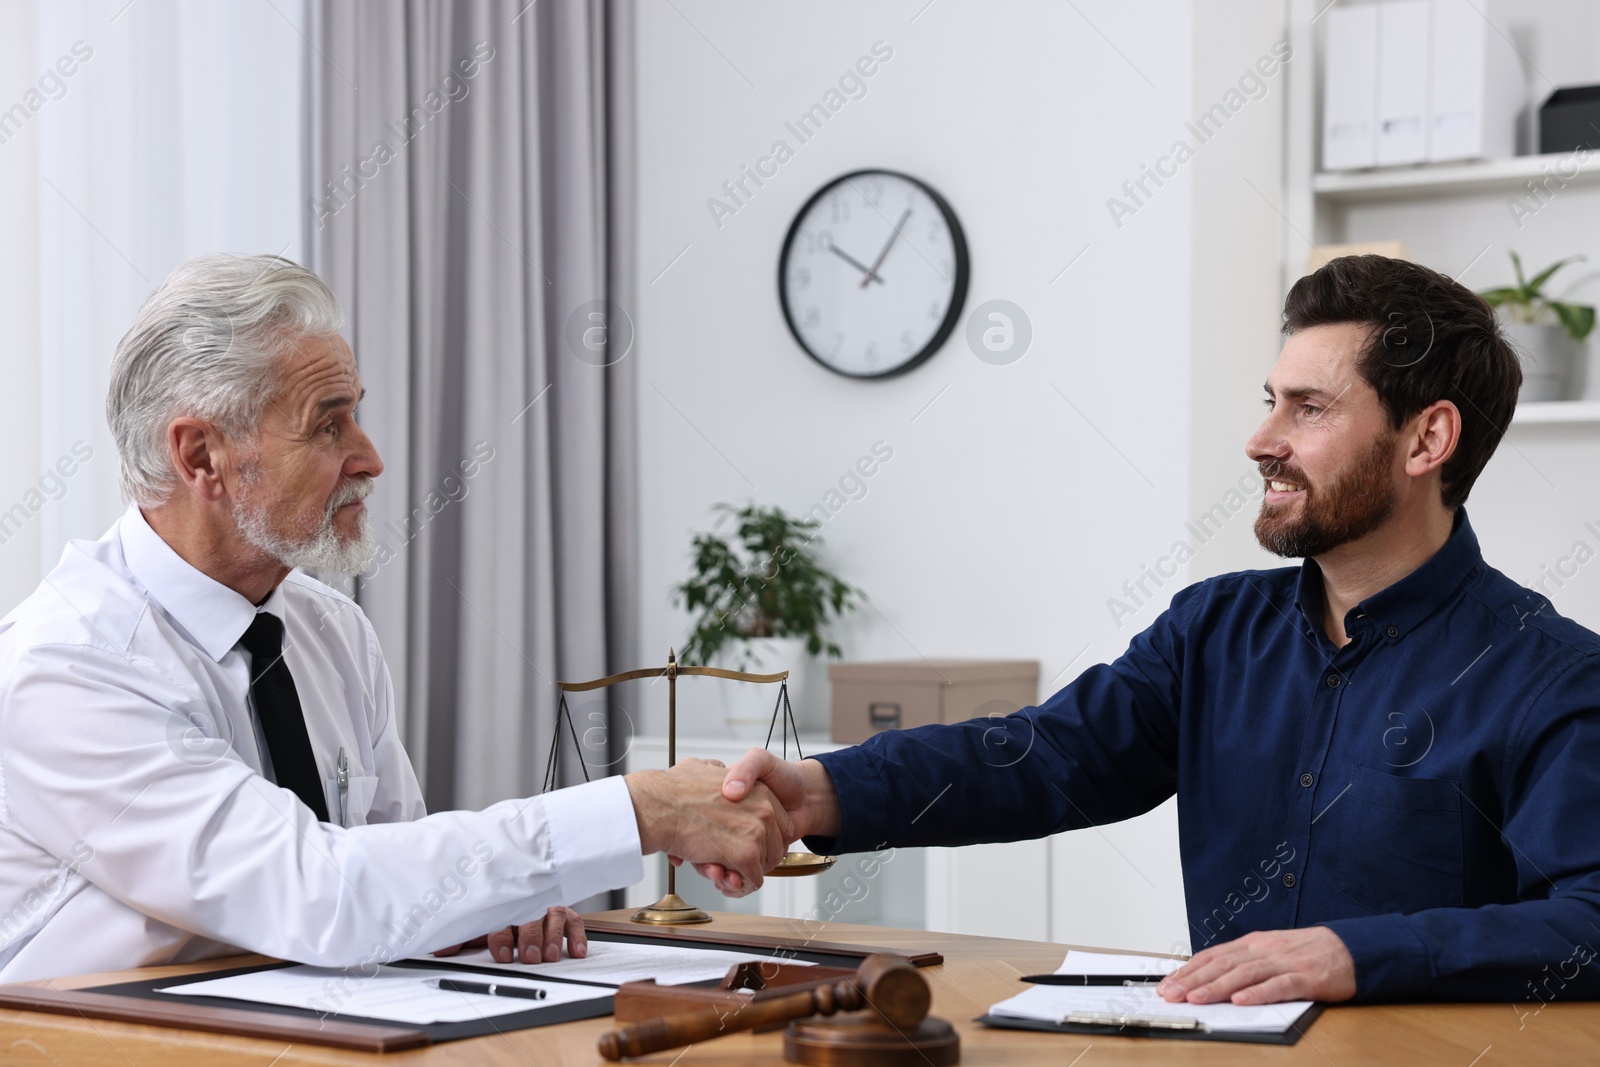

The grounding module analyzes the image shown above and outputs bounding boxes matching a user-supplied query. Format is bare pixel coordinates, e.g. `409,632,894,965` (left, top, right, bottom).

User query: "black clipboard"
977,1001,1326,1045
83,959,613,1044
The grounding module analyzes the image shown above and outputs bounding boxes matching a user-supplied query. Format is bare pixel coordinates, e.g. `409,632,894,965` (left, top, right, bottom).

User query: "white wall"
635,1,1196,718
1187,7,1294,582
0,0,305,613
0,0,44,613
634,0,1289,952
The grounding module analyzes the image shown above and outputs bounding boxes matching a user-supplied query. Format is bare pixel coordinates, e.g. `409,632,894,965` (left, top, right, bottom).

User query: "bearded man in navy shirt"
702,254,1600,1006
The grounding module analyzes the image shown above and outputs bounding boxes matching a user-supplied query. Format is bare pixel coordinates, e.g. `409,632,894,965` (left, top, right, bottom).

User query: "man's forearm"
1325,899,1600,1001
625,770,671,855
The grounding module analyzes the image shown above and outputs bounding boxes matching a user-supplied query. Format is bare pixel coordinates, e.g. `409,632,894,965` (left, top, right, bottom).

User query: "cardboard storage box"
828,659,1039,744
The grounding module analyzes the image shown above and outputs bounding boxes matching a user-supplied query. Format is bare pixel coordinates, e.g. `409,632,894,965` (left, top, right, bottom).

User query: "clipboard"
977,1001,1326,1045
0,972,432,1052
48,959,613,1049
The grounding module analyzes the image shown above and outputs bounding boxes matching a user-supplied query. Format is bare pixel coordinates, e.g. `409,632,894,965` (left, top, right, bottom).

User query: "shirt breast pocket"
323,775,380,827
1337,766,1465,915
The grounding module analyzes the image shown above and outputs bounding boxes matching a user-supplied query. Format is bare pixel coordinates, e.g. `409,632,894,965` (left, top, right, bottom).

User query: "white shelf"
1511,400,1600,425
1313,152,1599,204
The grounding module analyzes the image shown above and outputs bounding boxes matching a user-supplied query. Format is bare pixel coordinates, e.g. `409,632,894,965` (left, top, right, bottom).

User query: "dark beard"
1254,430,1398,558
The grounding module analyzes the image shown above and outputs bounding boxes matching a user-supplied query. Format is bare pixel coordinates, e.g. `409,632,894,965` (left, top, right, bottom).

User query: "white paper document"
989,984,1314,1035
1052,949,1184,979
411,940,816,987
158,964,611,1025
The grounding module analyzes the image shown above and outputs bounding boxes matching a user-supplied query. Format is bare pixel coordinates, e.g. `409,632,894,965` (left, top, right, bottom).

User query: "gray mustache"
326,478,374,518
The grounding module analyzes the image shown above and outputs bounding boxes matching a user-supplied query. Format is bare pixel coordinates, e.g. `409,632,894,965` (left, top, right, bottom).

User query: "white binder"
1375,0,1433,165
1323,5,1379,170
1428,0,1522,161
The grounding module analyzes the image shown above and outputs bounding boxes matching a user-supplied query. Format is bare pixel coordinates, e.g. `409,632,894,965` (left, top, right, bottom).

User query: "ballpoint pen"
336,747,349,828
1019,974,1167,986
430,978,548,1001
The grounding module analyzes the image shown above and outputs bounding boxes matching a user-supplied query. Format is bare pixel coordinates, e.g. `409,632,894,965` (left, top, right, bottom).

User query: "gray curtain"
305,0,639,852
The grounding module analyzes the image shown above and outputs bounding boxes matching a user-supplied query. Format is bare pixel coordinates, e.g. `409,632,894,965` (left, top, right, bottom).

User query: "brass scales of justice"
543,649,837,925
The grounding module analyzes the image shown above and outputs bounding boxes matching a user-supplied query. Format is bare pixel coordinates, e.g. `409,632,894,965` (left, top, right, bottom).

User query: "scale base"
630,892,714,925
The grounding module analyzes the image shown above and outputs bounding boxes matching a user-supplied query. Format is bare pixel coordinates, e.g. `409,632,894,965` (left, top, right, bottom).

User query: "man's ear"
167,418,231,503
1405,400,1461,477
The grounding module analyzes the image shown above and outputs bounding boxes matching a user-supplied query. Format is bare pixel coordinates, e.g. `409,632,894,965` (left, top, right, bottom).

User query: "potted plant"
1479,252,1596,402
673,503,861,735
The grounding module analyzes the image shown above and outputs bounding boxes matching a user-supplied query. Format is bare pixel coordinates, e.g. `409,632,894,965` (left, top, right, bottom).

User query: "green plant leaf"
1524,254,1585,297
1482,252,1593,329
1552,301,1597,342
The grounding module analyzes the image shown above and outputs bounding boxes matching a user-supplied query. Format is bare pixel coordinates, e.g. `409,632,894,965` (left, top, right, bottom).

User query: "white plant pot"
716,636,812,742
1505,321,1580,403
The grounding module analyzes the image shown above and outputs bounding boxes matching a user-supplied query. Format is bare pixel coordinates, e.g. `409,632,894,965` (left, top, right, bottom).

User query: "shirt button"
1282,872,1297,888
1387,625,1400,638
1299,773,1314,788
1326,673,1341,688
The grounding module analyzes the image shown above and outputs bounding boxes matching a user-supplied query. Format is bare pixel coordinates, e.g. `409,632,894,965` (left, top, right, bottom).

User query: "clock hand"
859,208,912,289
827,244,886,284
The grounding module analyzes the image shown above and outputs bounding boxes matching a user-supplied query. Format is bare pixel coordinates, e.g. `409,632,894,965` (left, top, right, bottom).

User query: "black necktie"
239,612,330,821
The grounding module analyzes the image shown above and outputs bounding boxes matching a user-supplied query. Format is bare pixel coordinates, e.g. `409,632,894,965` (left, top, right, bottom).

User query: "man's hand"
1156,927,1357,1005
431,905,587,964
626,757,794,897
676,750,842,896
721,749,840,839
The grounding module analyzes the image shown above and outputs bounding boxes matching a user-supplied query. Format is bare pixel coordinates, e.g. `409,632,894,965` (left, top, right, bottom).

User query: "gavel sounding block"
784,955,958,1067
785,1015,960,1066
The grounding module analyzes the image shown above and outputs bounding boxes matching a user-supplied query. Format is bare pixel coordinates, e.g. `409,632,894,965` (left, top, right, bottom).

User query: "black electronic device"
1539,85,1600,154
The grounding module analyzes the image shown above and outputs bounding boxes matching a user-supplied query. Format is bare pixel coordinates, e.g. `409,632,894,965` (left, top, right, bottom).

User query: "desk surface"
0,910,1593,1065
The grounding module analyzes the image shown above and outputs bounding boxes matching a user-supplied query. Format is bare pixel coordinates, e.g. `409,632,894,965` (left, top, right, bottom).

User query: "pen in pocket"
336,746,349,828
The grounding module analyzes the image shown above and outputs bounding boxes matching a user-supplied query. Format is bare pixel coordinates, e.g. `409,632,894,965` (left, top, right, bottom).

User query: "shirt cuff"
802,748,891,855
1321,913,1435,1001
540,775,644,905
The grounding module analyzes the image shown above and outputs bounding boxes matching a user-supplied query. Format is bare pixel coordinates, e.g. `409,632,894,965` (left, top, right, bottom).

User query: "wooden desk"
0,910,1594,1065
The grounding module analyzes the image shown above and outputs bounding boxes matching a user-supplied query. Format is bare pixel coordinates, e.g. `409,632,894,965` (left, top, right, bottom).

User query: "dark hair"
1282,255,1521,510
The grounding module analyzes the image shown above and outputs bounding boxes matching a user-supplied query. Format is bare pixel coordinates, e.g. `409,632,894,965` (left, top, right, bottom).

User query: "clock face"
778,170,969,379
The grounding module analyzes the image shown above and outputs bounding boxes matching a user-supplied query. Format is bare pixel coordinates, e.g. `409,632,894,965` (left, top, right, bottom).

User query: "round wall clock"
778,169,969,379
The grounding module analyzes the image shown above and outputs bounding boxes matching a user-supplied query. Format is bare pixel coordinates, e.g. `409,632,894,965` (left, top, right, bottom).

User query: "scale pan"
765,851,837,877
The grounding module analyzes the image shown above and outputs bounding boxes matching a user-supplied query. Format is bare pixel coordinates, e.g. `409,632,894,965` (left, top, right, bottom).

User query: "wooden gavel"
597,954,929,1061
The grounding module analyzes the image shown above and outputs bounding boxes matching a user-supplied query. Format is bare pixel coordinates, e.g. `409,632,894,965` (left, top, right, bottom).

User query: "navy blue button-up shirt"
808,512,1600,1002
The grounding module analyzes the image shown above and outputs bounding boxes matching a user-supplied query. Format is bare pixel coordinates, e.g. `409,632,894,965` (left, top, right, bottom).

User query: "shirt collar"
1295,509,1483,644
120,505,287,662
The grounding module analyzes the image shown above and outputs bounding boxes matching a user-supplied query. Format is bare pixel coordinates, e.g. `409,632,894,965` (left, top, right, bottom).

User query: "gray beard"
233,471,376,577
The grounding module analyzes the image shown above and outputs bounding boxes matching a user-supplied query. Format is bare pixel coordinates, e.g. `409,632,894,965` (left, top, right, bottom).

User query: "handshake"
623,749,844,896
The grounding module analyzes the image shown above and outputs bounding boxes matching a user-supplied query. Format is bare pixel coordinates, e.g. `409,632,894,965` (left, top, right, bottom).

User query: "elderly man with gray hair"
0,254,788,982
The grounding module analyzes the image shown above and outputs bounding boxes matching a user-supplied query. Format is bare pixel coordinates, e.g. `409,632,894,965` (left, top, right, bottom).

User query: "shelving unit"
1311,150,1599,203
1284,1,1600,275
1285,0,1600,410
1512,399,1600,425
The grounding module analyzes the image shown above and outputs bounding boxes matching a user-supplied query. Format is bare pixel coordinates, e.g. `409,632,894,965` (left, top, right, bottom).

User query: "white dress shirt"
0,506,641,982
